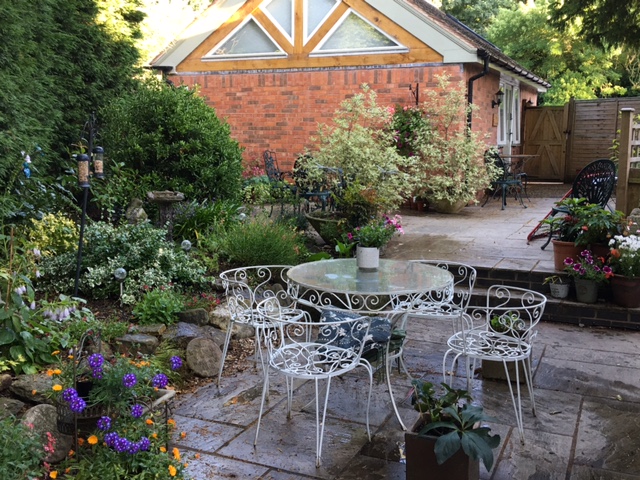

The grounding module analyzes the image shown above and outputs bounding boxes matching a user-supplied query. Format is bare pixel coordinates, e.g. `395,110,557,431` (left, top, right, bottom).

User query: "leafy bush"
133,287,185,326
173,198,243,242
38,222,208,303
218,216,308,267
100,78,244,202
0,417,46,479
25,212,78,256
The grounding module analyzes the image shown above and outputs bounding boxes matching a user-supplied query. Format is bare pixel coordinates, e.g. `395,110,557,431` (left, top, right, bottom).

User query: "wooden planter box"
405,417,479,480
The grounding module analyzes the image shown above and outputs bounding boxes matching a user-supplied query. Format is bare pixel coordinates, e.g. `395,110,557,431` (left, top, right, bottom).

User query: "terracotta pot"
590,243,610,261
611,275,640,308
304,213,346,245
552,240,581,272
405,417,479,480
430,198,467,214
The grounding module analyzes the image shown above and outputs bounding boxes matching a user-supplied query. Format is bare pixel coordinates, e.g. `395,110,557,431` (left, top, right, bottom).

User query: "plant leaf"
434,430,462,465
461,430,500,471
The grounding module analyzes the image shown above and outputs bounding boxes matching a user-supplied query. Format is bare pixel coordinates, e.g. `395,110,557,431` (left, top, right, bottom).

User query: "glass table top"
287,259,453,295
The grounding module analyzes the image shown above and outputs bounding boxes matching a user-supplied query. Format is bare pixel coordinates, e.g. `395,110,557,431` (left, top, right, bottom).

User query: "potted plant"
543,275,570,299
405,380,500,480
563,249,613,303
297,85,422,241
541,198,586,270
608,234,640,307
405,74,499,213
340,214,404,269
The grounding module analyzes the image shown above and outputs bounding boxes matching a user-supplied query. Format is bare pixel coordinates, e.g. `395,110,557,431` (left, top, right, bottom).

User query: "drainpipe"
467,49,490,131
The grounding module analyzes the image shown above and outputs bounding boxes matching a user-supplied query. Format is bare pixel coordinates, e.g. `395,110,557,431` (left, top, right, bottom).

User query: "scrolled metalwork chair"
254,299,373,468
482,150,527,209
217,265,293,387
442,285,547,444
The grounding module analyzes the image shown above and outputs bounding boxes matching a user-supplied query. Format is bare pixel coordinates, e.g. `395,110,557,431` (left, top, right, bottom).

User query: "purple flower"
138,437,151,451
97,416,112,431
114,437,130,453
105,432,119,447
131,404,144,418
62,388,78,402
88,353,104,369
170,356,183,371
69,397,86,413
152,373,169,389
92,367,104,380
122,373,137,388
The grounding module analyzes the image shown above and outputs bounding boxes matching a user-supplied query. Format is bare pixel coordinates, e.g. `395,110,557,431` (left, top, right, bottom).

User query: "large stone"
0,397,25,418
115,333,159,356
186,337,222,378
163,322,226,349
22,404,73,463
10,373,54,404
210,303,255,340
178,308,209,326
0,373,11,392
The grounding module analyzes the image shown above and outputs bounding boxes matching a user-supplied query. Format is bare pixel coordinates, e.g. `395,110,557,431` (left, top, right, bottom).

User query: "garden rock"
22,404,73,463
178,308,209,326
0,373,11,392
210,303,255,339
115,333,159,356
0,397,25,419
163,322,226,349
136,324,167,336
10,374,54,404
185,337,222,377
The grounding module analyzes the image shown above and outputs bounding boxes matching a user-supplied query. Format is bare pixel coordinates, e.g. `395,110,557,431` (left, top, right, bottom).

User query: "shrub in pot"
405,380,500,480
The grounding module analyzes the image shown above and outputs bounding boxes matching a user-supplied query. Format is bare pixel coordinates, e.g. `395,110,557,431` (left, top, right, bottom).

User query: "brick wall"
171,64,509,171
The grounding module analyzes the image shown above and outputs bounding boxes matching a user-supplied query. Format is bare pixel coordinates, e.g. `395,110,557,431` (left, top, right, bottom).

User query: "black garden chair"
482,150,527,210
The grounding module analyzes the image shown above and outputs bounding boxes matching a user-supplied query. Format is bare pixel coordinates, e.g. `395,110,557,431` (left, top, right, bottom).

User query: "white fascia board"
365,0,478,63
151,0,247,71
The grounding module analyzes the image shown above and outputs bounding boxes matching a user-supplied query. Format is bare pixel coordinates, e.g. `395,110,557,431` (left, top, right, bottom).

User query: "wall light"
491,89,504,108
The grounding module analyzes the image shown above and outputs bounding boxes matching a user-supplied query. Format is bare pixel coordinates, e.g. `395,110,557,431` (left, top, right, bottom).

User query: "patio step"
471,266,640,331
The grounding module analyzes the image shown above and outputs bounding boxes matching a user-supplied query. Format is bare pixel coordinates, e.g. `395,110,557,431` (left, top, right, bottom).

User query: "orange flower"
173,447,181,460
88,435,98,445
52,384,62,392
68,355,74,359
32,389,37,395
195,453,200,459
52,350,60,355
77,438,85,446
146,418,154,425
46,369,55,376
611,248,621,258
180,431,187,439
68,450,75,457
53,369,62,375
168,465,177,477
151,432,158,439
160,446,167,453
167,418,176,427
50,471,58,479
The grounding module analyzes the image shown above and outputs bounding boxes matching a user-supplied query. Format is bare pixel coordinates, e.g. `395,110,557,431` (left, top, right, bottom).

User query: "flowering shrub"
0,417,47,479
564,250,613,282
608,234,640,277
51,351,187,479
343,215,404,248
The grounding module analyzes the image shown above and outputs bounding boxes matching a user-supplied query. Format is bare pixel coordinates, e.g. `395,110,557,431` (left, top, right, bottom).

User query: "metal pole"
74,186,89,296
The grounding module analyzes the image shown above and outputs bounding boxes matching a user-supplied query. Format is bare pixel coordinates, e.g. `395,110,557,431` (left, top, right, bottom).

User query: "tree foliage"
100,78,244,202
485,0,626,104
551,0,640,49
440,0,518,35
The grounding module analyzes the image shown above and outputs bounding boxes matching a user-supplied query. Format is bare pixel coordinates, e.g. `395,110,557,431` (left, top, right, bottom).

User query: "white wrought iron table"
286,258,454,430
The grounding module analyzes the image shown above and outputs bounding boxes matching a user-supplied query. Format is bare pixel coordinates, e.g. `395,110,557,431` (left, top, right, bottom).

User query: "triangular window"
262,0,293,42
204,16,286,59
313,10,406,55
305,0,339,43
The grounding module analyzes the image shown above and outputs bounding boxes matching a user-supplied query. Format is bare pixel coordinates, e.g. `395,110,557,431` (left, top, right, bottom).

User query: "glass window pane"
513,88,521,144
265,0,292,37
212,19,282,55
320,13,398,50
307,0,337,37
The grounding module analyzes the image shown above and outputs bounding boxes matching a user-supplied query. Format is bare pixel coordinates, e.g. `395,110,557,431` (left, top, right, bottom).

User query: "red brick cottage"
150,0,550,170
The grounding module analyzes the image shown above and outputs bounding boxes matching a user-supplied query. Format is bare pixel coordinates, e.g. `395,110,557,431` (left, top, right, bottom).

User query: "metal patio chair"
482,150,527,210
254,299,373,467
442,285,547,443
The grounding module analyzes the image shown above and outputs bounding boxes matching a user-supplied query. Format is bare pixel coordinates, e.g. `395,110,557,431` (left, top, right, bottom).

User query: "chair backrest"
258,300,370,378
484,150,509,181
220,265,292,324
410,261,476,311
571,159,616,207
469,286,547,342
263,150,282,182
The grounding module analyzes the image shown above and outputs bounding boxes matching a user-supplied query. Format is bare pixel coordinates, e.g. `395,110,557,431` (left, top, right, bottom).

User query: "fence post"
617,108,635,215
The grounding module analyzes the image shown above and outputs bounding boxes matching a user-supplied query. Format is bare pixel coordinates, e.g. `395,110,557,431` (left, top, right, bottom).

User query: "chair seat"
270,343,360,378
447,329,531,362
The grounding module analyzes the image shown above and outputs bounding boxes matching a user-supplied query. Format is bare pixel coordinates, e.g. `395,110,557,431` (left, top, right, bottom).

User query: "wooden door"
522,106,566,181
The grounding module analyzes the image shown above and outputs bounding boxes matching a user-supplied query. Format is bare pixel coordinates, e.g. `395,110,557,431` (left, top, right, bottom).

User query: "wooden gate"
523,98,640,182
522,106,565,181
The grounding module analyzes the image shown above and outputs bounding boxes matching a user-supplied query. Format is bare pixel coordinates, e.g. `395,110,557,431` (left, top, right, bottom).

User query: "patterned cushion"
317,310,392,350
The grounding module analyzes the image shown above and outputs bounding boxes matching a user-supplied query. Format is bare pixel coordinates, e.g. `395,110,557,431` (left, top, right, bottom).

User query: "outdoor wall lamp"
491,89,504,108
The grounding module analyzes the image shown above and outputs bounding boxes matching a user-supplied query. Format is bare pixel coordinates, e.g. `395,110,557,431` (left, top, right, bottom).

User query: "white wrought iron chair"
443,285,547,443
254,299,373,468
217,265,293,387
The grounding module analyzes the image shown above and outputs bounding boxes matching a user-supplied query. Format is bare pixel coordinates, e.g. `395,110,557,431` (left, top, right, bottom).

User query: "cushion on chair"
316,310,391,350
